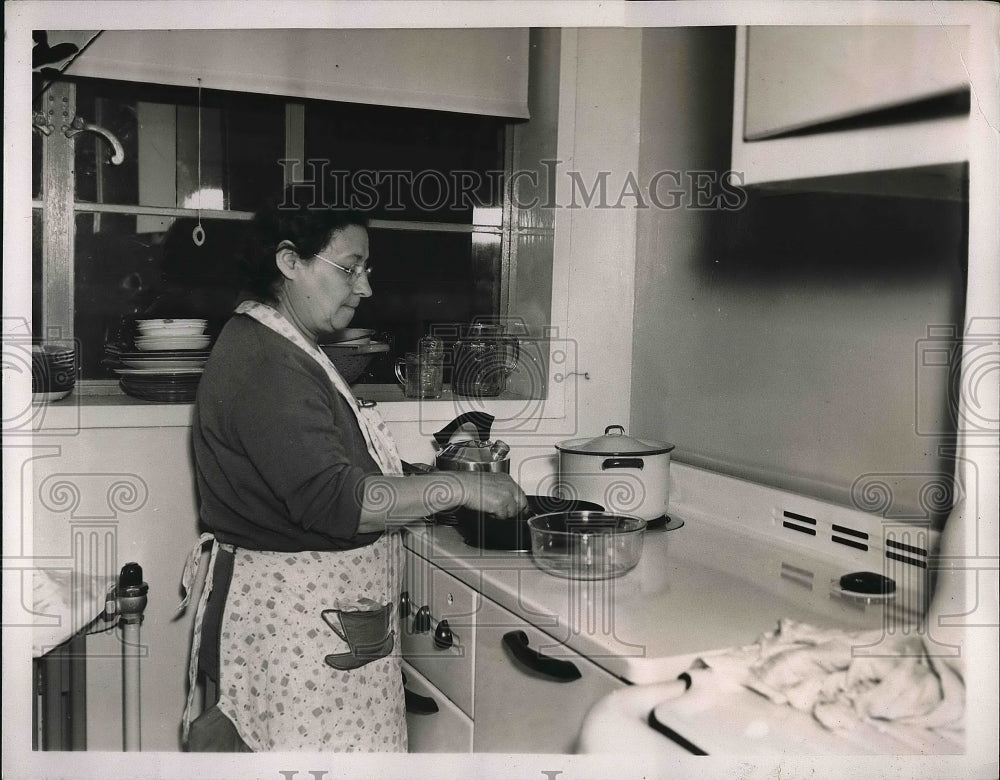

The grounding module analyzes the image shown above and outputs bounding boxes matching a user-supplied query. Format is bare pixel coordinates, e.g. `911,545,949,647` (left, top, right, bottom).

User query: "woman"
179,191,526,752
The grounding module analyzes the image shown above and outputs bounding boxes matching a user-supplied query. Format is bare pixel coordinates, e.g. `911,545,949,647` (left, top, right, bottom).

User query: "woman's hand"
357,471,527,532
452,471,528,518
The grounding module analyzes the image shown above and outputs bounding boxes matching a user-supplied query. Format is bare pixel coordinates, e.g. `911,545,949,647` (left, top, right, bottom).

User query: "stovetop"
403,462,937,684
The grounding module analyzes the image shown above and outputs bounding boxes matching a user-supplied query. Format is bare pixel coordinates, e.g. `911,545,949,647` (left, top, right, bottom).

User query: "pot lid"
556,425,675,456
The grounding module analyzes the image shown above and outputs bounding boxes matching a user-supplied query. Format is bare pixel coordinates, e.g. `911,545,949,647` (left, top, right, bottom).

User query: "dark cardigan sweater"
191,314,383,552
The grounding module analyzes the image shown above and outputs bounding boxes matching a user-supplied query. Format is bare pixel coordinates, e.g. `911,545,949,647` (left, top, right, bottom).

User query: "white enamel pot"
555,425,675,522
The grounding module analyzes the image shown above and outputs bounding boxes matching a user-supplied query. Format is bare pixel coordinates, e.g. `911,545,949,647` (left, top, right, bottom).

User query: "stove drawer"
402,661,473,753
472,596,627,753
401,546,478,718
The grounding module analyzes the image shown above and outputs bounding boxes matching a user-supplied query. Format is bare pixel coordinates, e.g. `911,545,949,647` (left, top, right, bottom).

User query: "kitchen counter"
402,507,914,684
27,384,567,431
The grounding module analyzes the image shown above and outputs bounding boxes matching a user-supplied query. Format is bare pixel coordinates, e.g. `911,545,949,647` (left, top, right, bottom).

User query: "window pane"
73,89,140,205
352,228,501,383
303,101,505,223
72,78,285,212
74,212,246,378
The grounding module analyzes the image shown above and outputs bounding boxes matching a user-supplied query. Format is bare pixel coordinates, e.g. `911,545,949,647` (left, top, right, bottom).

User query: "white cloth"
695,619,965,738
32,568,114,658
178,301,408,750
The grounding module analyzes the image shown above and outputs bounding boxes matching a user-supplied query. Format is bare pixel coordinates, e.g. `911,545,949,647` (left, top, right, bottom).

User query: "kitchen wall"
631,27,967,522
31,27,645,751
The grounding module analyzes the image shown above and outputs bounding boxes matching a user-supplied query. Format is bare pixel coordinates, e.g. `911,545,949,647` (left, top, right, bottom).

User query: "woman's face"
277,224,372,343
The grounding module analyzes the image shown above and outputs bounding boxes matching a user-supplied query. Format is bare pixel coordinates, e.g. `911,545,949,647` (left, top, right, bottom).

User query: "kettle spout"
490,440,511,461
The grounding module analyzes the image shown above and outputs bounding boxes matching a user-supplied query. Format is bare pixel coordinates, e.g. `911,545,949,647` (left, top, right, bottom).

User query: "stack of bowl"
32,342,77,402
133,319,210,351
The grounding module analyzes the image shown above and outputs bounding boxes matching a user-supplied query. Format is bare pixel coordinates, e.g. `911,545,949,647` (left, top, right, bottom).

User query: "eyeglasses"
313,252,372,283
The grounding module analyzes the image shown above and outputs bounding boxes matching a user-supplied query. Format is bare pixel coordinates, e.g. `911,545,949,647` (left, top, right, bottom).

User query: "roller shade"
53,28,530,118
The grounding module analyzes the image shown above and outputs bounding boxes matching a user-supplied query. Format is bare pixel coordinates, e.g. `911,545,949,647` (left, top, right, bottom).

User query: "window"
32,75,512,387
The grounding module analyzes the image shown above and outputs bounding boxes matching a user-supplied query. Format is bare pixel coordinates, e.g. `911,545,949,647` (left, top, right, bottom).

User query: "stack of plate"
32,342,77,402
106,318,213,402
134,318,211,351
116,369,205,403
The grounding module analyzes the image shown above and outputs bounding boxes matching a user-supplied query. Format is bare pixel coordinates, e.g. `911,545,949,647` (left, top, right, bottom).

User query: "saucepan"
438,495,605,552
527,511,647,579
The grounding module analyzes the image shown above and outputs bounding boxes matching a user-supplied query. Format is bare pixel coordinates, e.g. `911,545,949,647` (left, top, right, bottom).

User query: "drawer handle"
401,672,440,715
501,630,581,682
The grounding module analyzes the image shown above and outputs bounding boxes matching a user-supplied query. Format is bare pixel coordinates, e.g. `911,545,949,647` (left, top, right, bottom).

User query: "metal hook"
63,116,125,165
32,111,54,136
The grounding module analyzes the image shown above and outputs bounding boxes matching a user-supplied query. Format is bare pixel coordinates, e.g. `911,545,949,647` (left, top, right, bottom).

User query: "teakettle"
432,412,510,473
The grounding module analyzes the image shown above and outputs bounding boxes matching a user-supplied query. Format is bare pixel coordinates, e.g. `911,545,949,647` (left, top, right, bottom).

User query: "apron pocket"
322,604,395,670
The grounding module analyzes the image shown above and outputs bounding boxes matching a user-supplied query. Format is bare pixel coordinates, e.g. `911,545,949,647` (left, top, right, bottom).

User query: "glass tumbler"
395,351,444,399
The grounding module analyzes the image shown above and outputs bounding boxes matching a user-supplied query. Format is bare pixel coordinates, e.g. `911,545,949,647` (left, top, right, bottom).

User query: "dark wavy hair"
239,187,370,303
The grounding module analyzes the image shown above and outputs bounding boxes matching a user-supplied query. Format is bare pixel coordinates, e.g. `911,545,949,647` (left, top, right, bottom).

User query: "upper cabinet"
732,26,970,189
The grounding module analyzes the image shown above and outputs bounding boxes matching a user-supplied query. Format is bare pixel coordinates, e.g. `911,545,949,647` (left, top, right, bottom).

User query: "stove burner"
645,515,684,532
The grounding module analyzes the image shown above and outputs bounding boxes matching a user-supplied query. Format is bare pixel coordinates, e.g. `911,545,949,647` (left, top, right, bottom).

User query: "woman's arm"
356,471,527,534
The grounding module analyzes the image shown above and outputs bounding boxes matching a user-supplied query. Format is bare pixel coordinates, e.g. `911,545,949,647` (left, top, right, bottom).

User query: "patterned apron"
179,302,407,751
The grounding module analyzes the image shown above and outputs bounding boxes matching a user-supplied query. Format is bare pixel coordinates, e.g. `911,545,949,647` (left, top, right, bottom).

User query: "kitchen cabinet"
471,596,626,753
732,25,970,187
400,540,627,753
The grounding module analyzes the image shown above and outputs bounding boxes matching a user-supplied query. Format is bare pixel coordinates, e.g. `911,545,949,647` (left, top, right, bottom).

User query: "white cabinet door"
744,26,968,140
472,597,626,753
733,25,969,185
402,661,473,753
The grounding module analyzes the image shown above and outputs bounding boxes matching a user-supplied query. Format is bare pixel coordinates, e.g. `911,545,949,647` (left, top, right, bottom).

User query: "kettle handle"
433,411,496,448
604,424,626,436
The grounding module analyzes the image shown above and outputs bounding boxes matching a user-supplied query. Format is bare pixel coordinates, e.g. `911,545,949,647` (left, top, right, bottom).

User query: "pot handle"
602,458,644,471
502,630,581,682
604,424,626,436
